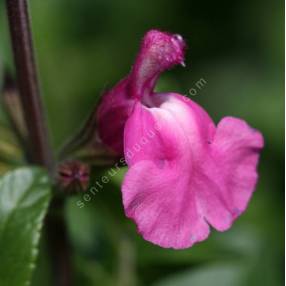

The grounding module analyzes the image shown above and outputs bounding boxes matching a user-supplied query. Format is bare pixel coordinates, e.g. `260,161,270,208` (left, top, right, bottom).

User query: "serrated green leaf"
0,167,51,286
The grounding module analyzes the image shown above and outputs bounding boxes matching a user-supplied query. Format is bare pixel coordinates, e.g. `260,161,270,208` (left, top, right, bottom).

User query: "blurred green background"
0,0,284,285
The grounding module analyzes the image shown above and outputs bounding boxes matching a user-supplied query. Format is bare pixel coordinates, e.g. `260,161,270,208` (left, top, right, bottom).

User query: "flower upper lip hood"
131,30,186,90
130,30,186,103
96,29,264,249
96,30,187,154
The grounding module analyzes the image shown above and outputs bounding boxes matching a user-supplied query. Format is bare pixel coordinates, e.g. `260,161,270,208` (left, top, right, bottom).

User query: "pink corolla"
97,30,264,249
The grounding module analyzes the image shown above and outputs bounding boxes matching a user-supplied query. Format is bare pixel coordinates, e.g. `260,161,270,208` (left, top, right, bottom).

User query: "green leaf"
0,167,51,286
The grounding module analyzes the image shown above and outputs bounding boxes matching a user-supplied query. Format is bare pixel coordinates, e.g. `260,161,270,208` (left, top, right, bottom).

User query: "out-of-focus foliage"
0,0,283,285
0,125,23,174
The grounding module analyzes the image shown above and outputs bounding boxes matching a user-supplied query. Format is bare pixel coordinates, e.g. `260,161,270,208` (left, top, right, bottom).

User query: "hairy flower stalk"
97,30,264,249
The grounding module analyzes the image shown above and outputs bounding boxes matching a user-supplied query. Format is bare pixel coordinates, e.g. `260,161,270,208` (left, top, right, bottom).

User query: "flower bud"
57,160,90,193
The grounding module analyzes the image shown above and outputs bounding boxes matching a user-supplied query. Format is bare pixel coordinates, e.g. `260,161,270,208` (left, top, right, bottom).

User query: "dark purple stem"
46,197,74,286
5,0,53,170
5,1,73,285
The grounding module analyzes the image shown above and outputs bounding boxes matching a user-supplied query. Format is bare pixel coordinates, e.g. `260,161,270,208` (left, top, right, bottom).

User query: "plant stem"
46,197,73,286
5,1,73,285
5,0,53,170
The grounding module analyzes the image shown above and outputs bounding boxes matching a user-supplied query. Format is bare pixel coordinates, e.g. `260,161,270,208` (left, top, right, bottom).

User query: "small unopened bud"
57,160,90,193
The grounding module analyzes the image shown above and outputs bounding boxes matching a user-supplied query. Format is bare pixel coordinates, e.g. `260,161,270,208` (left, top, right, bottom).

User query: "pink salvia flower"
97,30,264,249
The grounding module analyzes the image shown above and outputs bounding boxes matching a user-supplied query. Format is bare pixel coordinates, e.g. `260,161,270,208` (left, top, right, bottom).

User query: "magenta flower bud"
96,30,264,249
57,160,90,192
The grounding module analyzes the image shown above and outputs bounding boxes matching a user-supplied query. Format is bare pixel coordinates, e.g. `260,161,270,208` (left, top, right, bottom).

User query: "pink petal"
204,117,264,229
122,94,212,248
122,161,210,249
124,93,215,166
122,95,263,249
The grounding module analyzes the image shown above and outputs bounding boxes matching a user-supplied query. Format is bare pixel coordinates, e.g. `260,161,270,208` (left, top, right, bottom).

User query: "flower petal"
122,160,210,249
122,96,263,248
124,93,215,166
122,94,213,248
203,117,264,230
